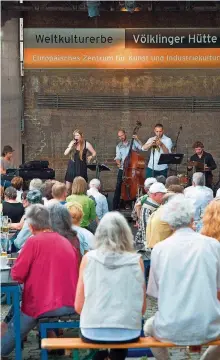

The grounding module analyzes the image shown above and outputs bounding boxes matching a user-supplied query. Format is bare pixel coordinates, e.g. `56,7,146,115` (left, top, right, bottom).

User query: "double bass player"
113,129,142,210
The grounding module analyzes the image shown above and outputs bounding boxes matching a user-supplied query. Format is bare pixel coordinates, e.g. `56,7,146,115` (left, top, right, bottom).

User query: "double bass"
121,121,145,202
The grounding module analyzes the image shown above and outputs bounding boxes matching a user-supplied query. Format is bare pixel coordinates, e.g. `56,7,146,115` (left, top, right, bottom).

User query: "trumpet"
152,136,160,151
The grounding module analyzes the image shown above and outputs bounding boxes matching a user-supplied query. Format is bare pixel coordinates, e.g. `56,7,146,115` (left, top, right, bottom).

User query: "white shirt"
87,188,109,220
184,185,213,220
147,227,220,345
142,135,172,171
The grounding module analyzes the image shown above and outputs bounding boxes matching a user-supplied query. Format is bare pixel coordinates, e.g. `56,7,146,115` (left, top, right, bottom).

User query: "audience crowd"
0,171,220,360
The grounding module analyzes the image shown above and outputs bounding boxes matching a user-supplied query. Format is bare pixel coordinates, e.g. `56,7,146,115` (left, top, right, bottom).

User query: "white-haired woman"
75,212,146,360
1,204,78,357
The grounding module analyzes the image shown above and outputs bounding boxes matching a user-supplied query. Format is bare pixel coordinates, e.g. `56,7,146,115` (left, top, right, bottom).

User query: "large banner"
24,28,220,69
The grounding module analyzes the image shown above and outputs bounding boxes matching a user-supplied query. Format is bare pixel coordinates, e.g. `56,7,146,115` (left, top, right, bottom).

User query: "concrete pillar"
1,17,22,166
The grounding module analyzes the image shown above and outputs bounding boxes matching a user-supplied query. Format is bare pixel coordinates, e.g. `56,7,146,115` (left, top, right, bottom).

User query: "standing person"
188,141,217,188
142,124,173,179
64,129,96,193
113,129,142,210
0,145,15,188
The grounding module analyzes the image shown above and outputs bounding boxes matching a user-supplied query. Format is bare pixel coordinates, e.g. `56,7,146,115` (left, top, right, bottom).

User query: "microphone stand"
173,126,182,175
92,137,100,179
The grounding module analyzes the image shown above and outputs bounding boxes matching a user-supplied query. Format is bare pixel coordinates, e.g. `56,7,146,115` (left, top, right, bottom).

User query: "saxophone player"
142,123,173,178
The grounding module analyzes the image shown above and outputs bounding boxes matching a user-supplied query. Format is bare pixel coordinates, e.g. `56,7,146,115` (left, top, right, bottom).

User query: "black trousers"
81,333,140,360
113,169,123,210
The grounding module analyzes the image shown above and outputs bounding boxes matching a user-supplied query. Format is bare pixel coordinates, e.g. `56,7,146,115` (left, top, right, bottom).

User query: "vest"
80,250,144,330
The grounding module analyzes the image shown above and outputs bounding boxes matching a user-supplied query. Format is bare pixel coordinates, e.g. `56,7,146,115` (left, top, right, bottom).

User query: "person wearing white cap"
134,182,167,254
132,178,157,223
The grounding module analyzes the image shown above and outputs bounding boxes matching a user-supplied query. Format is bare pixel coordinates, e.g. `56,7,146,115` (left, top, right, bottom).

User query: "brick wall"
23,12,220,191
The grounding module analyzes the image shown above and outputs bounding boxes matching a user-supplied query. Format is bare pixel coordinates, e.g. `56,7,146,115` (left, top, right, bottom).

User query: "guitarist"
113,129,142,210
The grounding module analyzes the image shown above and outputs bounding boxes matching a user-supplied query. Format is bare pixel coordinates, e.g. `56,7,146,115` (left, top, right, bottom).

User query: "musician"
113,129,142,210
142,124,173,178
1,145,15,188
64,130,96,192
188,141,217,188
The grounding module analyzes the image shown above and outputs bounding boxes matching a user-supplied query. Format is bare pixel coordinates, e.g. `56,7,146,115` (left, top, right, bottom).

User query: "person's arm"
64,140,75,156
114,145,122,168
14,223,31,250
206,153,217,171
11,237,35,283
86,142,96,163
157,137,172,154
133,135,142,150
74,254,88,314
146,249,159,299
142,138,154,151
139,258,147,315
102,197,109,217
9,214,25,230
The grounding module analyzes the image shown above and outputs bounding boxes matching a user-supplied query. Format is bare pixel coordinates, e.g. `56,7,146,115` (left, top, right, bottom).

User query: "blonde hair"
72,176,87,195
52,182,66,199
66,202,84,224
201,199,220,241
73,129,84,160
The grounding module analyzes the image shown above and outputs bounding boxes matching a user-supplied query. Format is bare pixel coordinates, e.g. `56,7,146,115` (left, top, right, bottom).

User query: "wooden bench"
42,337,220,359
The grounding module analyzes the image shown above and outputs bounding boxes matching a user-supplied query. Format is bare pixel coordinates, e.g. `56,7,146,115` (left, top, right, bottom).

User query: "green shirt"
66,194,96,228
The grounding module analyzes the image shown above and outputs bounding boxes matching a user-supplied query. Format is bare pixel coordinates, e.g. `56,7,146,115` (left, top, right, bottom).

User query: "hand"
156,139,162,146
204,165,210,171
132,135,138,141
87,156,93,163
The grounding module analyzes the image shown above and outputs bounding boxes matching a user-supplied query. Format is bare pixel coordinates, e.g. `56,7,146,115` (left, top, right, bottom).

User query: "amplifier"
3,168,55,182
19,160,49,170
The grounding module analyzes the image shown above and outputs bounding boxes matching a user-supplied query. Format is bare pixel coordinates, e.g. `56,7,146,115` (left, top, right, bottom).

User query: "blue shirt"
115,140,142,170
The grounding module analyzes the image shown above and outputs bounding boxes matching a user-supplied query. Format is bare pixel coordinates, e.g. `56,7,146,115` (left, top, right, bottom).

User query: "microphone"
180,125,183,130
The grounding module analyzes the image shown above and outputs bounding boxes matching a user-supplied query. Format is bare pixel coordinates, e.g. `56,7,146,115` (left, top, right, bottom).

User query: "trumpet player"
142,123,173,178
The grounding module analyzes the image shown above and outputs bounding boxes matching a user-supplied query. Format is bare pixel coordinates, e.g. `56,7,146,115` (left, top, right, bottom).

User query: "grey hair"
49,203,77,241
161,194,195,229
89,178,101,189
193,172,205,186
25,204,50,230
29,178,43,191
95,211,134,253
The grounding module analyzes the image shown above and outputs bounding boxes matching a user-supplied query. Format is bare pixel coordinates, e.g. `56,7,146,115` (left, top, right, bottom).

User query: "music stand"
87,164,111,180
158,154,184,176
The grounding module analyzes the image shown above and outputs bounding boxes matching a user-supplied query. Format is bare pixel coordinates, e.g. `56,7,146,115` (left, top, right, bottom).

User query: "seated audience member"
47,182,67,206
165,175,180,188
216,188,220,198
67,202,95,251
2,187,24,223
13,190,43,250
134,182,166,254
87,179,109,220
156,175,166,185
184,172,213,231
29,178,42,191
49,203,81,264
146,192,180,251
1,204,78,357
132,178,157,222
11,176,23,202
144,195,220,360
75,212,146,360
167,184,184,193
66,176,97,231
41,180,57,205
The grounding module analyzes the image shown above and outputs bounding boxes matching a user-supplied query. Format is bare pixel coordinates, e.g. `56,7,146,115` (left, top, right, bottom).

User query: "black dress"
65,141,88,183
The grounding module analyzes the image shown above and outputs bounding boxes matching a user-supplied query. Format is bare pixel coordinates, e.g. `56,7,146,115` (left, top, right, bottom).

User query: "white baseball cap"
144,177,157,188
149,182,167,194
